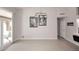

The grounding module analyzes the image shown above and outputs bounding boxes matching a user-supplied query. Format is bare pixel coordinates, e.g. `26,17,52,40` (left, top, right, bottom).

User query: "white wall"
0,21,1,48
21,7,57,39
56,7,67,17
55,7,79,46
12,8,23,41
56,7,79,46
64,7,79,46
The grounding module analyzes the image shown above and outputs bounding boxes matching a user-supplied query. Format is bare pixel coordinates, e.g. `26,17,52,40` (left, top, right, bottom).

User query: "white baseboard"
15,37,57,40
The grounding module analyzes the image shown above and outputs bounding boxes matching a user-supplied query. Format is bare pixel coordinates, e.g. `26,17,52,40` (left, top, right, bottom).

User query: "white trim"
16,37,58,40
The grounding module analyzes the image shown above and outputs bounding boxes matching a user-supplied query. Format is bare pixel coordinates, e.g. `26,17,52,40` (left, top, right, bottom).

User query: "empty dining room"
0,7,79,51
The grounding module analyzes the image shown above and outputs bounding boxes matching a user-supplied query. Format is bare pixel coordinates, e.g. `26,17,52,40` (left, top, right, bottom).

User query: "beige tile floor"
5,38,79,51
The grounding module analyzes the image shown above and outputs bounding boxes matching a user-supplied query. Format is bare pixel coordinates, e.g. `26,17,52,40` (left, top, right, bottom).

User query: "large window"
0,8,13,50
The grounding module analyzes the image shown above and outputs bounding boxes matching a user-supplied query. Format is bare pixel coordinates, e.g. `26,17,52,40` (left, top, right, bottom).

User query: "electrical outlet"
22,36,24,38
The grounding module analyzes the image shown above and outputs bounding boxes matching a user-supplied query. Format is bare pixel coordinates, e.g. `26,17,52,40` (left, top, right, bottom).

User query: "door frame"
57,17,66,39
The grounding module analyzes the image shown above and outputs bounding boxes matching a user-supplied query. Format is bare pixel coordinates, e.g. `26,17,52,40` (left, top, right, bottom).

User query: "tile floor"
5,38,79,51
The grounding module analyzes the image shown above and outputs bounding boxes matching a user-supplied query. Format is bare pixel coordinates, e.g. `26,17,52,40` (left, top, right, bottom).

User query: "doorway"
57,17,66,39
